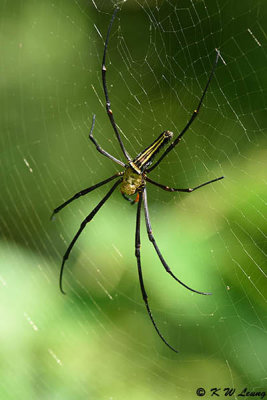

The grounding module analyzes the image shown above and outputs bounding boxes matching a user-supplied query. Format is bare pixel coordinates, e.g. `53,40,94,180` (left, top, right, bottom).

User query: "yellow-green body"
121,167,143,195
120,130,173,196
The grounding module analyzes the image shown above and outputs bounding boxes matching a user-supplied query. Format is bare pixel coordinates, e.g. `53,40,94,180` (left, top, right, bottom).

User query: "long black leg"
89,114,126,167
147,50,220,173
59,178,122,294
143,187,211,296
51,172,123,219
135,190,178,352
146,175,224,193
102,7,131,162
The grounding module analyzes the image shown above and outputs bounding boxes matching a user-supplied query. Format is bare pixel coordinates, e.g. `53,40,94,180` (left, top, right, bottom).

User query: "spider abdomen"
121,167,143,195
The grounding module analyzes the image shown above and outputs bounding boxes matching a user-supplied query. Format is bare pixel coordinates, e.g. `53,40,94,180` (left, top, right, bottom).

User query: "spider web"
0,0,266,398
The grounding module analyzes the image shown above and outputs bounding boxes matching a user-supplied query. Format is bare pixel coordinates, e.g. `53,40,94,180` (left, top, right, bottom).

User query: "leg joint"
147,231,154,242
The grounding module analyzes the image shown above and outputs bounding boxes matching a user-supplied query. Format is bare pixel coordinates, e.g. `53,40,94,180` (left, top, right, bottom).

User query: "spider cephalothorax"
52,7,224,353
121,167,143,196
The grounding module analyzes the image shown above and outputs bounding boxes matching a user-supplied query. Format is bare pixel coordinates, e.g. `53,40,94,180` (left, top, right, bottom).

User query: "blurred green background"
1,0,266,399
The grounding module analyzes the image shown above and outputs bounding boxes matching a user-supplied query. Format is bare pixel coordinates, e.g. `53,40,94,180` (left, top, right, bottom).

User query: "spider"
52,7,224,353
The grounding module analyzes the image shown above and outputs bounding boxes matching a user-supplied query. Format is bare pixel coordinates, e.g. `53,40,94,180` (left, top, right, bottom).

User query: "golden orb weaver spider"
52,7,224,353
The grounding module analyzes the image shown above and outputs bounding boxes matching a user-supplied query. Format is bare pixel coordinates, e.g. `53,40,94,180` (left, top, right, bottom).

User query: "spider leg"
89,114,126,167
102,7,131,162
51,172,123,219
146,175,224,193
135,189,178,353
147,50,220,173
59,178,122,294
121,193,136,205
143,187,211,296
121,192,140,205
